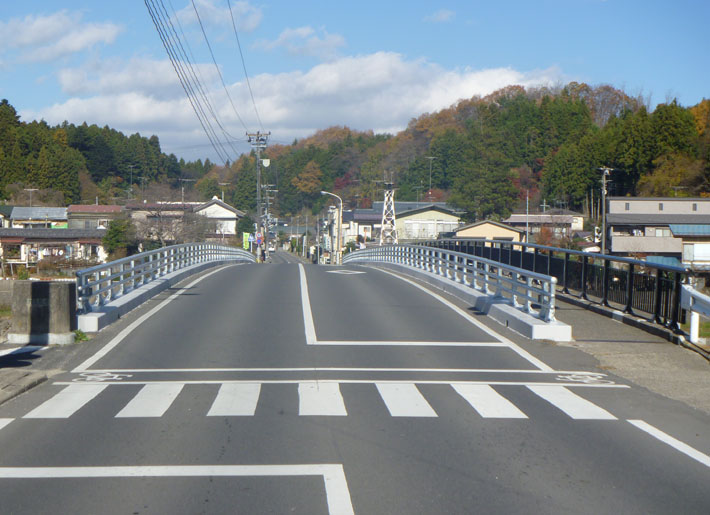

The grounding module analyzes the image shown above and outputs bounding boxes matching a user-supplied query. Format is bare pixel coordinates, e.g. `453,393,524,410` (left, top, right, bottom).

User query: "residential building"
349,202,462,242
67,204,123,230
607,197,710,269
0,227,107,267
9,207,67,229
0,206,12,228
451,220,525,242
504,209,584,240
193,197,245,240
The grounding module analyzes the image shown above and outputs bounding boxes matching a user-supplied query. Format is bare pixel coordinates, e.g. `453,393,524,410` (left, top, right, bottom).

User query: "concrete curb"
0,369,47,406
77,260,236,333
361,262,573,341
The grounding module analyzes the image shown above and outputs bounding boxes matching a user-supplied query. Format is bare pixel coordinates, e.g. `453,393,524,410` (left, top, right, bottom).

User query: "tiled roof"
0,228,106,239
10,207,67,220
67,205,123,214
668,224,710,236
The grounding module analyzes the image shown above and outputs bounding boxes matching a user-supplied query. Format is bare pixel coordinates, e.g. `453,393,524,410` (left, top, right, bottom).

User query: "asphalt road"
0,254,709,514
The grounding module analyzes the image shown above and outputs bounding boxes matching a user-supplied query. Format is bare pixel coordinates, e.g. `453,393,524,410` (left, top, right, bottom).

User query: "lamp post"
598,167,612,255
321,190,342,265
425,156,436,201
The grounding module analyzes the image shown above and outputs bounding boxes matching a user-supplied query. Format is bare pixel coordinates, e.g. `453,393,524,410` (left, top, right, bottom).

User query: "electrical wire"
145,0,229,165
227,0,264,132
190,0,250,133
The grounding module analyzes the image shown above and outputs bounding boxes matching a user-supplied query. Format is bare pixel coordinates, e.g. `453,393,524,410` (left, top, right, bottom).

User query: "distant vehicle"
268,243,275,252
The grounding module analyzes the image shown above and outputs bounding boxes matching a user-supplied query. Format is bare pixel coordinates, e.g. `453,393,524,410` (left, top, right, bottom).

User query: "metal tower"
379,175,398,245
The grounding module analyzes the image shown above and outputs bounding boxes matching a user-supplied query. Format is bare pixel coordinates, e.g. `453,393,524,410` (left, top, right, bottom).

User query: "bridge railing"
418,239,690,331
76,243,254,313
343,244,558,322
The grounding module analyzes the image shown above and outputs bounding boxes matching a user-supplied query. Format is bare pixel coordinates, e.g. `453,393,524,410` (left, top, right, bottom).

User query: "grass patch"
0,304,10,318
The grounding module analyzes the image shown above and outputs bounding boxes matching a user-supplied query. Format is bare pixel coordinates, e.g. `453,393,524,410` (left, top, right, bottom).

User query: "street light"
321,190,342,265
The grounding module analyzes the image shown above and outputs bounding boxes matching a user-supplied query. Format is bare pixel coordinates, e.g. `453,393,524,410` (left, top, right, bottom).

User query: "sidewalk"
553,296,710,415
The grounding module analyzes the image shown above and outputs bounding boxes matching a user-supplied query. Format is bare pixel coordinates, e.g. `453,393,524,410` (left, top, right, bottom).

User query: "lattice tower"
379,183,398,245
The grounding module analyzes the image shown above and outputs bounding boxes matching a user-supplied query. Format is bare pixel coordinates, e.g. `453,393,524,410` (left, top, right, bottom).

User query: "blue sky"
1,1,707,163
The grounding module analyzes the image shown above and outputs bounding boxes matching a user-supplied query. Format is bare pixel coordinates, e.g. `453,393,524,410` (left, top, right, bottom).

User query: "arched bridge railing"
343,244,558,323
418,239,689,331
76,243,255,313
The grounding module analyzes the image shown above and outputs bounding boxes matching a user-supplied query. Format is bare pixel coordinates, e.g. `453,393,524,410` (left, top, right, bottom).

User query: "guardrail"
76,243,254,313
421,239,690,331
343,244,558,322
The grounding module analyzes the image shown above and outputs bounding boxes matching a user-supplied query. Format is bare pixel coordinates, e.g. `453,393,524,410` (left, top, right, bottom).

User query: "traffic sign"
248,234,255,242
256,232,263,244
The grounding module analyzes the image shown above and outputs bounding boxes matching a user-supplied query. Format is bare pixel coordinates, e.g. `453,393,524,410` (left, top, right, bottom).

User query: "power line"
227,0,264,132
190,0,249,133
145,0,229,164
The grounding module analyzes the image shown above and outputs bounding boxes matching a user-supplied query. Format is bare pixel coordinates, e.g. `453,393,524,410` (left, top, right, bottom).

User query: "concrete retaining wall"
0,281,12,306
361,262,572,342
8,281,76,345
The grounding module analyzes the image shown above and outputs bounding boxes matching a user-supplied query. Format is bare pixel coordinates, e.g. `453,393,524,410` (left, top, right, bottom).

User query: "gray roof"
0,228,105,239
10,207,67,220
370,201,461,214
608,214,710,225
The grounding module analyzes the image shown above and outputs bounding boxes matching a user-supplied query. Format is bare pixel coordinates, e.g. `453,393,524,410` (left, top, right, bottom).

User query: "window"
625,202,630,211
659,203,663,211
693,203,698,212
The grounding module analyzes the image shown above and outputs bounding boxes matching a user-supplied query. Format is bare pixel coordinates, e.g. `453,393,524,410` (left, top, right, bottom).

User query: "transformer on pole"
379,175,398,245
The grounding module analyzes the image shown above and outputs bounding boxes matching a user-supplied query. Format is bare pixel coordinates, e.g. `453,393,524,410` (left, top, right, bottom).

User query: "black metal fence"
420,239,689,330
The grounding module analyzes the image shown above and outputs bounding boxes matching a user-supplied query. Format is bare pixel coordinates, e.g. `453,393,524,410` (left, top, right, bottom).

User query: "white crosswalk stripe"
19,382,618,421
115,384,184,418
527,385,617,420
207,383,261,416
24,384,108,419
376,383,438,417
299,382,347,416
452,384,528,418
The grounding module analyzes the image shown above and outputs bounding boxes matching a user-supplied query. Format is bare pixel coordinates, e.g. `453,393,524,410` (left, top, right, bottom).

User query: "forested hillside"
0,99,212,205
2,82,709,223
207,83,709,222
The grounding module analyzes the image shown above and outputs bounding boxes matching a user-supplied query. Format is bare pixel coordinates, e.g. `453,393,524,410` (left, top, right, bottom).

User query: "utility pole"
128,164,134,197
179,179,196,205
599,167,612,255
425,156,436,202
247,131,270,258
24,188,38,208
218,182,231,203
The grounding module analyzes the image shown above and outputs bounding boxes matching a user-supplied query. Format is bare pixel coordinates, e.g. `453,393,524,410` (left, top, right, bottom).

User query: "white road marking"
115,383,183,418
0,346,43,358
77,367,610,375
374,267,554,371
24,384,108,419
452,384,528,419
299,382,347,416
299,264,317,345
325,270,366,274
299,263,511,348
527,385,617,420
376,383,437,417
0,464,355,515
628,419,710,468
207,383,261,416
55,380,627,388
0,418,14,431
73,265,236,373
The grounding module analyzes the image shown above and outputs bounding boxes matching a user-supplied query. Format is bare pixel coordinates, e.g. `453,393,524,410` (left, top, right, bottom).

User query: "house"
504,209,584,240
193,197,245,240
67,204,124,230
125,202,194,245
0,227,108,267
607,197,710,269
0,206,13,228
9,207,67,229
349,202,462,242
452,220,525,242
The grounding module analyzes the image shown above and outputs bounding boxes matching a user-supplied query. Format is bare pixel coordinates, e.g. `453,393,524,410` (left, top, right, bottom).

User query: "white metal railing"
681,284,710,344
76,243,255,312
344,245,558,322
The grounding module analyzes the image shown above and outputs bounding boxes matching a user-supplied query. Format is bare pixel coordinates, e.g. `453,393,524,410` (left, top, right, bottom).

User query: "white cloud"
22,52,566,161
424,9,455,23
254,26,346,61
176,0,262,32
0,10,122,63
